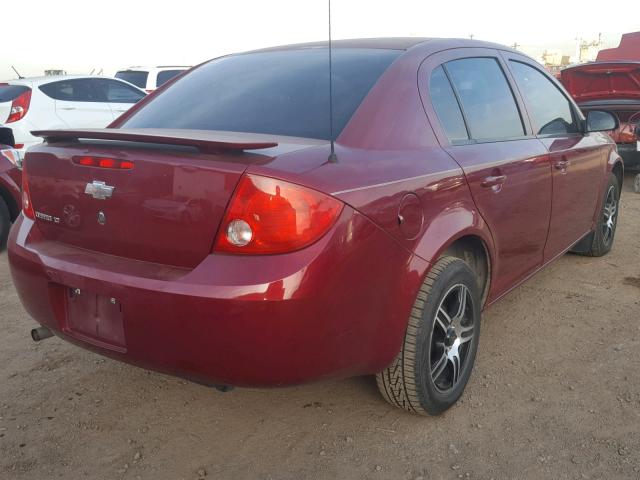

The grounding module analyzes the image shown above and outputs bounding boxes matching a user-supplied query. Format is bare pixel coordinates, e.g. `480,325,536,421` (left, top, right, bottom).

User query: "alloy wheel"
602,185,617,246
429,284,475,393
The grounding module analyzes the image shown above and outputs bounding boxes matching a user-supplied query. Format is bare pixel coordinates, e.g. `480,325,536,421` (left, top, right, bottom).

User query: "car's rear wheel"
582,173,620,257
376,256,481,415
0,196,10,251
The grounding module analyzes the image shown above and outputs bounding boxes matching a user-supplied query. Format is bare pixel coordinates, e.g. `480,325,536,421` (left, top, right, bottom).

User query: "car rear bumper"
8,210,427,387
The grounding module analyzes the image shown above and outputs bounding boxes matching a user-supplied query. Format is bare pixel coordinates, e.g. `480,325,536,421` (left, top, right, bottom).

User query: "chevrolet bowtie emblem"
85,181,114,200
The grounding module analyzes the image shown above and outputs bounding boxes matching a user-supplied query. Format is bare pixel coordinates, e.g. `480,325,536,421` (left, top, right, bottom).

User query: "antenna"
11,66,24,79
327,0,338,163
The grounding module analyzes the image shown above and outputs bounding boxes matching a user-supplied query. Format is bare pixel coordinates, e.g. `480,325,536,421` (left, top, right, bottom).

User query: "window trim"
507,58,583,139
429,65,471,144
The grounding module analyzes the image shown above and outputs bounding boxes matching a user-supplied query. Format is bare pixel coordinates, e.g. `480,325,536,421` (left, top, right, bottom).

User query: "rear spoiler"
31,128,278,153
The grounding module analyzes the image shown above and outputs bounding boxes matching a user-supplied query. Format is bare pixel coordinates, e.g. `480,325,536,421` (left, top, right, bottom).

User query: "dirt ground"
1,175,639,480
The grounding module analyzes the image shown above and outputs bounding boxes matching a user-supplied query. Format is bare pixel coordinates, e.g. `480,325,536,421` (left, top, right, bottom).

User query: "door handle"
480,174,507,188
554,158,570,171
59,107,76,111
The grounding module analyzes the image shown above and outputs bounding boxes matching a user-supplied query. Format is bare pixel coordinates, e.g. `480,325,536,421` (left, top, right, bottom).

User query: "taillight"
214,174,343,254
73,156,134,169
0,148,22,169
7,89,31,123
21,158,35,220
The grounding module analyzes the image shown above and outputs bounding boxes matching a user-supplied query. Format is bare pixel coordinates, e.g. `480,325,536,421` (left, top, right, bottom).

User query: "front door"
505,55,605,260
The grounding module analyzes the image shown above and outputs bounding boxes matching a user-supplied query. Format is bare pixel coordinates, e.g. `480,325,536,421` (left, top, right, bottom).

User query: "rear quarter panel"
0,153,21,219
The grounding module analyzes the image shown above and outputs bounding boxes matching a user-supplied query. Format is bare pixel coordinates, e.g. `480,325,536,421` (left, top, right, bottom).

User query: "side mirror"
586,110,619,133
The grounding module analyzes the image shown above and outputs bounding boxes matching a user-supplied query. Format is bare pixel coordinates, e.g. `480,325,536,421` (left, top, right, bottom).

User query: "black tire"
582,173,620,257
376,256,481,415
0,196,10,251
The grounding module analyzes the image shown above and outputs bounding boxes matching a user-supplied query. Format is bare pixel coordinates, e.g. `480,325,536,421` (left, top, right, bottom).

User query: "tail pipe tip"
31,326,54,342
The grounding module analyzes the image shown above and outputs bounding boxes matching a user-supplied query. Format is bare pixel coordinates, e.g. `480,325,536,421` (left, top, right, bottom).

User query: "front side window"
98,79,145,103
509,60,578,136
445,57,524,141
429,66,469,143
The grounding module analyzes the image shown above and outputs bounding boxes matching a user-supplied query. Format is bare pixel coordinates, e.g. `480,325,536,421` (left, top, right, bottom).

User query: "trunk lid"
25,128,323,268
561,62,640,102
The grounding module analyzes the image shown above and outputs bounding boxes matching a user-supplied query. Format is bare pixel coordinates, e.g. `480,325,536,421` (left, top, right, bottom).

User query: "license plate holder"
65,288,126,349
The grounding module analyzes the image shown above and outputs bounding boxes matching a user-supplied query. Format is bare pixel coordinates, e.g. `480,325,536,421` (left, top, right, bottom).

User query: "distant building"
44,69,66,76
577,35,602,63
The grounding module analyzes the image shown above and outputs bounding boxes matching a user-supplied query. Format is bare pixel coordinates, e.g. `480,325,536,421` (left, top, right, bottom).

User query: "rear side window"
156,70,183,87
122,48,401,140
40,79,104,102
445,58,524,141
98,79,145,103
115,71,149,89
429,66,469,143
509,61,578,135
0,84,30,103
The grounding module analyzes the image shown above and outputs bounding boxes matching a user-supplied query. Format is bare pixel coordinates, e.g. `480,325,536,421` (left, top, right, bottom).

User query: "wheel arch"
438,234,492,306
413,204,496,308
0,184,19,221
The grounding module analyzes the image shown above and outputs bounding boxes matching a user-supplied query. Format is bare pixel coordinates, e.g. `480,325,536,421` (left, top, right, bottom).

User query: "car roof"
2,75,132,86
245,37,523,56
117,66,190,71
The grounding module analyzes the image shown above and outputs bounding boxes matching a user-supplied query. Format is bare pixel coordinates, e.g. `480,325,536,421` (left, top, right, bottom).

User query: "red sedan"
0,127,22,250
8,38,623,415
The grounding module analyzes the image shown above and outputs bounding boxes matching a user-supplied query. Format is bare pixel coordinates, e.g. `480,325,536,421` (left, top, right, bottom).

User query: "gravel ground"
1,174,639,480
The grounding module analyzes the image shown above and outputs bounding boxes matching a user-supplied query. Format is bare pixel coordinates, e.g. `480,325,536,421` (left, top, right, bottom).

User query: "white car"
0,75,146,155
115,66,189,92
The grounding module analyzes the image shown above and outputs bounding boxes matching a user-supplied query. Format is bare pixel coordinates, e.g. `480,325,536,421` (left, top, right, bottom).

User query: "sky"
2,0,638,80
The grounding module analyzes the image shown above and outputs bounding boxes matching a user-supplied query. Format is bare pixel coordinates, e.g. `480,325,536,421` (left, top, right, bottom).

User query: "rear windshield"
122,48,401,140
156,69,184,87
115,71,149,89
0,84,30,103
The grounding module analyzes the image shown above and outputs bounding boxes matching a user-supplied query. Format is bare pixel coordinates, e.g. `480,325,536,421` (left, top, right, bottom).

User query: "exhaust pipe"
31,326,54,342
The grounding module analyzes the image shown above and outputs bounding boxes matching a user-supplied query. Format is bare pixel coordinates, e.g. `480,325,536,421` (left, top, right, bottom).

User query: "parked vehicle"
0,128,22,249
0,76,146,157
8,39,623,415
115,66,189,92
561,62,640,171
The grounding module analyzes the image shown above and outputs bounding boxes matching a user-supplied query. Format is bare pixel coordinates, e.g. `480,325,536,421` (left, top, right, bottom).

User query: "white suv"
0,75,146,156
115,66,189,92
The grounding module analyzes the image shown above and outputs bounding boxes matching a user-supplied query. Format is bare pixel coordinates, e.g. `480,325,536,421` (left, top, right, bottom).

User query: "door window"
40,79,104,102
156,70,184,87
97,79,145,103
445,58,525,141
115,71,149,89
509,61,578,135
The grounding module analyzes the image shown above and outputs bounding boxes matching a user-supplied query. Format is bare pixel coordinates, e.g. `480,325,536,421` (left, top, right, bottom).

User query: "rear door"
504,53,605,260
420,49,552,299
95,79,145,118
40,79,113,127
